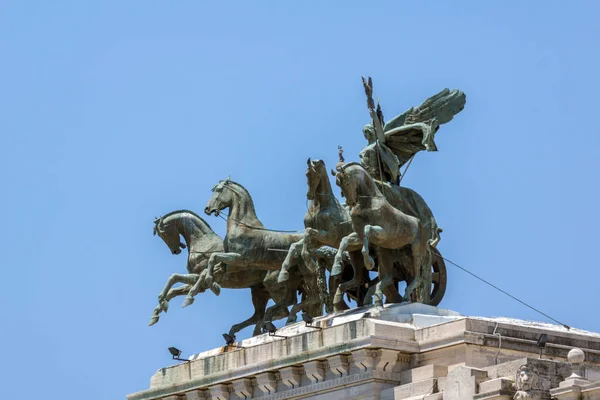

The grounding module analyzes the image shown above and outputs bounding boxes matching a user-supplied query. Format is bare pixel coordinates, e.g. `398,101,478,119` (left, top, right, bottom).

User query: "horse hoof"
160,300,169,313
331,262,343,276
211,283,221,296
374,295,384,307
278,270,289,283
148,315,159,326
182,296,194,308
365,256,375,271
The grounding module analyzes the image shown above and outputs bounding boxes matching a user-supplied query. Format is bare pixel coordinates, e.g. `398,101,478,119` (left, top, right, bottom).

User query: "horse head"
306,158,326,200
332,163,371,207
205,176,233,217
153,214,187,255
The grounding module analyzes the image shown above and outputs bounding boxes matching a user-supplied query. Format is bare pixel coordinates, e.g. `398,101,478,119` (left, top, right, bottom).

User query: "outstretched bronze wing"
383,88,466,167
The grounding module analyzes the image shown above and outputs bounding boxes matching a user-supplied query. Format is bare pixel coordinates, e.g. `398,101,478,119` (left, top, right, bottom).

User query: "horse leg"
279,239,303,283
229,284,270,338
363,283,378,306
302,228,330,267
149,285,191,326
403,275,422,302
262,271,293,325
287,272,323,324
301,228,318,274
402,244,422,302
416,233,433,304
265,300,292,325
377,249,402,305
332,286,349,312
329,273,348,312
303,291,325,321
363,225,385,271
373,282,384,307
158,273,199,312
402,232,429,303
338,250,366,293
287,296,304,324
332,232,361,276
185,252,243,306
376,275,397,307
371,274,397,307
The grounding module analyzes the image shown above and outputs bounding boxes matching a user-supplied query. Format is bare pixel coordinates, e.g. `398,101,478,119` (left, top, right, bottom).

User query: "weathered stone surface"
327,354,351,377
208,383,232,400
474,378,515,400
129,305,600,400
400,364,448,383
550,380,600,400
184,389,208,400
303,360,327,384
392,378,439,399
352,348,380,372
231,378,254,399
278,365,303,389
254,372,278,396
443,365,487,399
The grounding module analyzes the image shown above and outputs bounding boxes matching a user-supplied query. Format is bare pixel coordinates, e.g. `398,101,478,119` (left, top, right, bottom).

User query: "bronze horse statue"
197,178,323,322
279,158,370,311
150,210,304,337
332,163,433,305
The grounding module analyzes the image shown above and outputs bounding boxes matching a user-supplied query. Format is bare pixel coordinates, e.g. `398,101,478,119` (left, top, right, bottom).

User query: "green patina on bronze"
149,78,465,338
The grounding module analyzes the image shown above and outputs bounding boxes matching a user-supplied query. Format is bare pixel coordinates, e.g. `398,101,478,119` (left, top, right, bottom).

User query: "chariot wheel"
428,247,447,306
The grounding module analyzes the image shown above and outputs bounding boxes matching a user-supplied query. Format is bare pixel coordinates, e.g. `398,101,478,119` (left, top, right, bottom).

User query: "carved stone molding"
303,360,327,383
255,372,279,396
184,389,209,400
352,348,380,372
231,378,254,399
376,349,402,372
327,354,351,377
208,383,232,400
258,370,396,400
279,365,304,389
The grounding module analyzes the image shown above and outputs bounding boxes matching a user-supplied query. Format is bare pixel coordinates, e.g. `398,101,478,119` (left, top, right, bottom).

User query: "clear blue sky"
1,1,599,398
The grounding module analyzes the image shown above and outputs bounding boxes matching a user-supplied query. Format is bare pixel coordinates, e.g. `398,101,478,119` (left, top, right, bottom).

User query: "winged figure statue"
359,77,466,185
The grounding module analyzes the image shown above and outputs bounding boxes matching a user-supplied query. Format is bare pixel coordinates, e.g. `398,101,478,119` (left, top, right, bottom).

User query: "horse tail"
428,218,442,249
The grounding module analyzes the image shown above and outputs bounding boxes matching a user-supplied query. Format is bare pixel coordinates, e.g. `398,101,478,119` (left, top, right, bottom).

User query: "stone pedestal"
127,304,600,400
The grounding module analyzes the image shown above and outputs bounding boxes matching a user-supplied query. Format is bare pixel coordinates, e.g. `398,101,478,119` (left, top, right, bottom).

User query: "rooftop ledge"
127,303,600,400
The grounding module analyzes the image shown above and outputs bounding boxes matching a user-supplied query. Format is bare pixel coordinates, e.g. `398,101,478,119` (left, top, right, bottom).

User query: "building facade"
127,304,600,399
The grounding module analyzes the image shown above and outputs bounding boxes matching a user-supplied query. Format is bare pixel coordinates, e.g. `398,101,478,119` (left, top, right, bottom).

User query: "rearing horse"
151,210,277,337
151,210,313,336
332,163,433,304
196,178,323,322
279,158,369,310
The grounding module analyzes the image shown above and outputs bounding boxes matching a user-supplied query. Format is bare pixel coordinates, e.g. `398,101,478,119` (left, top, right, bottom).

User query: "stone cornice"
128,309,600,400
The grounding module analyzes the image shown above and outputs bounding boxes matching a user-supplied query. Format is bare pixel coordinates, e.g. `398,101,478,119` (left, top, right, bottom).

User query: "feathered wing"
382,88,466,167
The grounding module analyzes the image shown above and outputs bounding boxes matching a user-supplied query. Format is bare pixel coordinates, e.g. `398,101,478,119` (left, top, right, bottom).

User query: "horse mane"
226,180,257,213
160,209,216,234
341,162,382,196
342,161,364,169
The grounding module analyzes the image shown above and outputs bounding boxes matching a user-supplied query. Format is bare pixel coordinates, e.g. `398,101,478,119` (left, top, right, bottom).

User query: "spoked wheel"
428,247,447,306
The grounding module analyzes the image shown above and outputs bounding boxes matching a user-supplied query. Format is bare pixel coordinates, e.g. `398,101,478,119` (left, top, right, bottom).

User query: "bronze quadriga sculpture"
149,78,464,337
